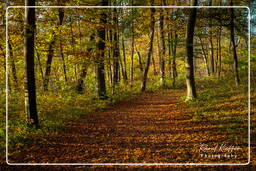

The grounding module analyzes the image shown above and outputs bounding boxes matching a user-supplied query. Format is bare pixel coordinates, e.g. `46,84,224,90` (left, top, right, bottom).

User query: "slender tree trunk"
230,0,240,85
209,31,214,74
8,40,18,89
209,0,214,75
141,2,155,92
151,50,157,75
119,52,125,82
76,35,94,93
159,6,166,87
24,0,38,126
58,8,68,83
107,30,113,86
136,49,143,72
171,32,178,87
198,36,210,76
167,29,172,79
112,8,120,87
0,43,11,92
121,36,128,81
130,22,135,87
70,17,78,82
218,27,222,77
185,0,197,100
43,35,55,91
95,0,108,99
35,47,44,82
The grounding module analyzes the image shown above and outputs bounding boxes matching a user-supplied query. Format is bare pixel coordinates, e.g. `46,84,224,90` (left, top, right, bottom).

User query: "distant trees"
24,0,38,126
1,0,249,125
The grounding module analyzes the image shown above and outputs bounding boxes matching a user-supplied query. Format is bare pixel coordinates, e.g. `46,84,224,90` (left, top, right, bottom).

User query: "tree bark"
121,36,128,81
112,8,120,87
218,27,222,78
141,2,155,92
130,20,135,87
8,40,18,89
43,34,55,91
171,31,178,87
185,0,197,100
230,0,240,85
95,0,108,98
24,0,38,126
58,8,68,84
136,50,143,72
159,6,166,87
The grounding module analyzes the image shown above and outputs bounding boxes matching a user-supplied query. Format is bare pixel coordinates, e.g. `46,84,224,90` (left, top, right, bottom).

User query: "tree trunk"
24,0,38,126
43,34,55,91
8,40,18,89
58,8,68,84
198,36,210,76
136,50,143,72
209,0,214,75
76,35,94,93
159,6,166,87
171,31,178,87
70,17,78,82
218,27,222,78
230,0,240,85
209,31,214,75
121,36,128,81
95,0,108,99
35,47,44,82
141,2,155,92
185,0,197,100
107,30,113,87
130,21,134,87
112,8,120,87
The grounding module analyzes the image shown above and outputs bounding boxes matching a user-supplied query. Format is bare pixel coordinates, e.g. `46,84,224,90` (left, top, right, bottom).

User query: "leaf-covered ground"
8,89,249,165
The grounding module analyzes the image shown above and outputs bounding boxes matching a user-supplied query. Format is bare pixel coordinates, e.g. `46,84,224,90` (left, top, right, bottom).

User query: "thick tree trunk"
185,0,197,100
24,0,38,126
230,0,240,85
141,3,155,92
95,0,108,99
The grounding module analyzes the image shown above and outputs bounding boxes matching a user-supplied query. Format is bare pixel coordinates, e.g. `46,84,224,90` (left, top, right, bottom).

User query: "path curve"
9,89,247,163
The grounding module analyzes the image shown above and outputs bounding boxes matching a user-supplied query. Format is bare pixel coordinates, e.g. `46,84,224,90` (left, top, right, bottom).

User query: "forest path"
9,89,245,163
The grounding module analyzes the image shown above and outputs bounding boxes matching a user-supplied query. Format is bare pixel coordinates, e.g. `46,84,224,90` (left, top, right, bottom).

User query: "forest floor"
4,87,254,169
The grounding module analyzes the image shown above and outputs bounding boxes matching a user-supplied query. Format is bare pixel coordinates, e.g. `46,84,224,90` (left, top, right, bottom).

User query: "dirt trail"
9,89,247,163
